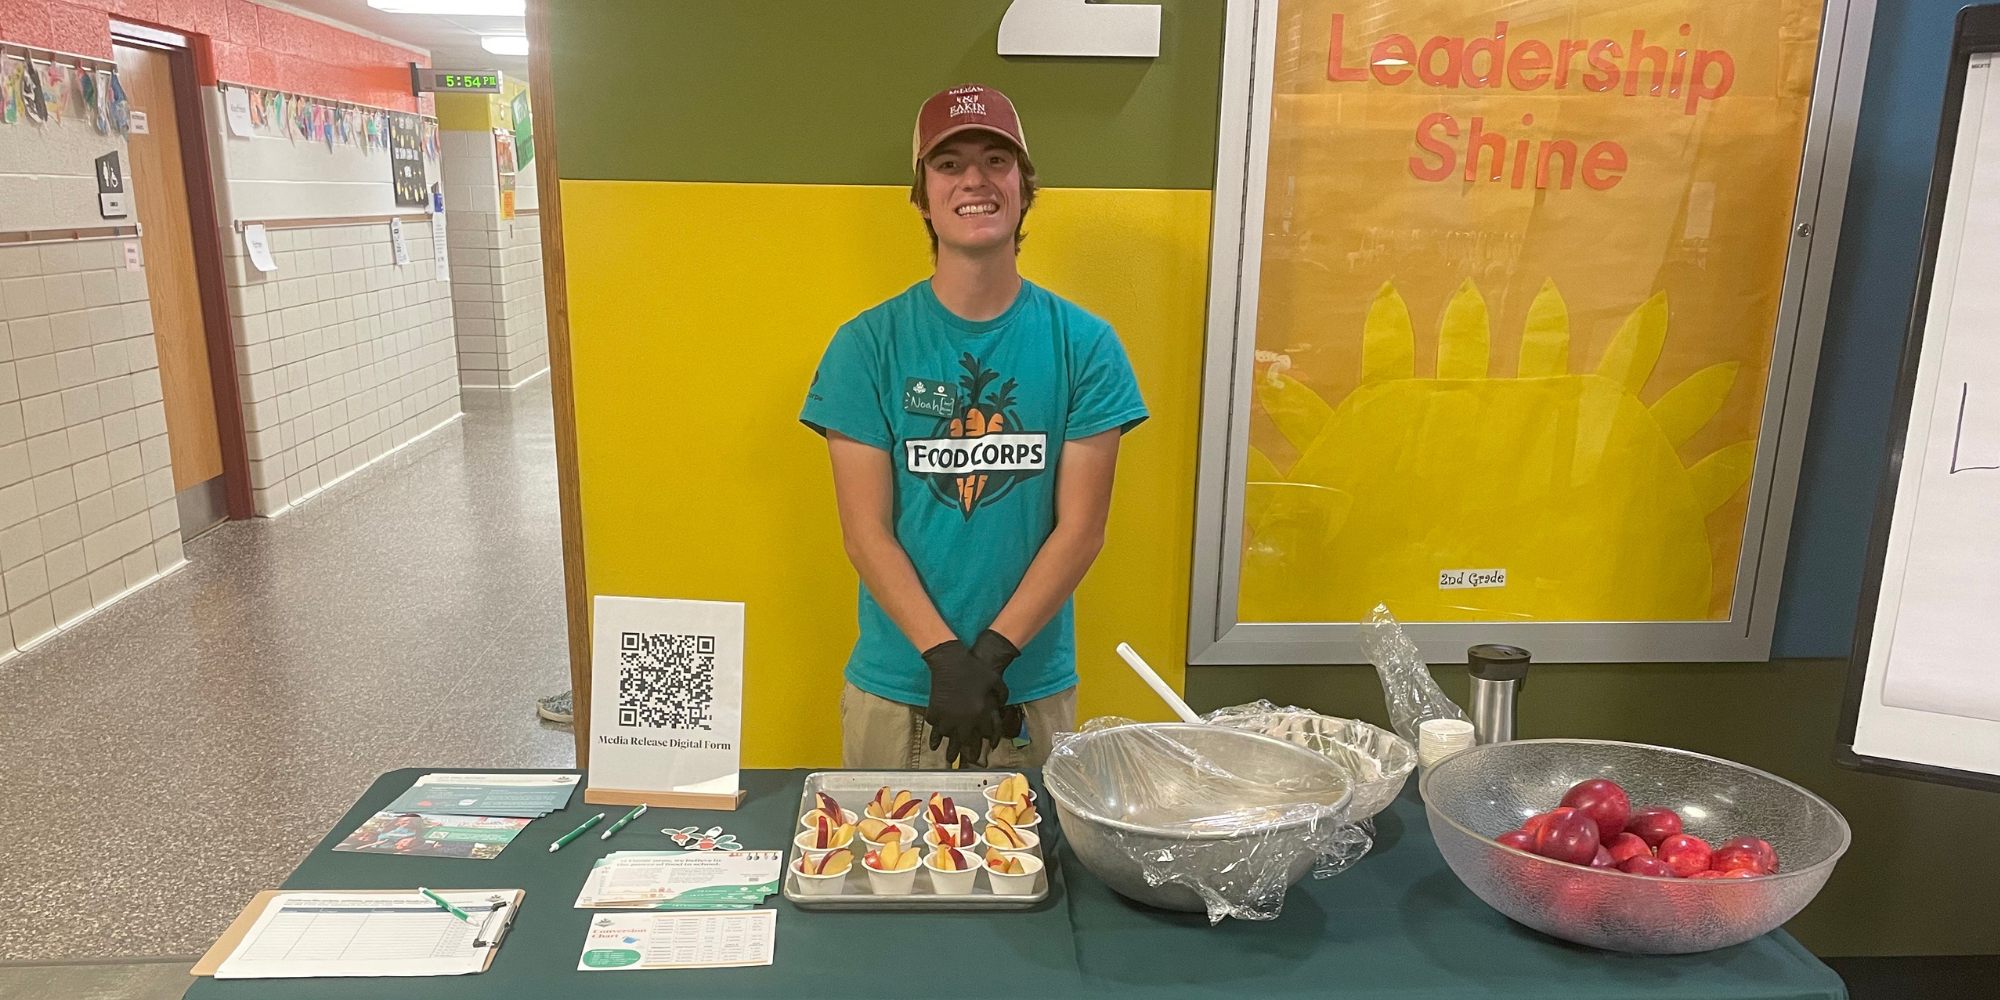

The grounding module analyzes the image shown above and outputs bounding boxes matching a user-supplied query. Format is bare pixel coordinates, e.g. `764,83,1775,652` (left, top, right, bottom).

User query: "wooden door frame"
111,21,254,521
528,0,593,765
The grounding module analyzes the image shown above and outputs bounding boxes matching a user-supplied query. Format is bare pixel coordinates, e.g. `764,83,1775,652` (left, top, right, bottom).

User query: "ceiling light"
481,35,530,56
369,1,525,15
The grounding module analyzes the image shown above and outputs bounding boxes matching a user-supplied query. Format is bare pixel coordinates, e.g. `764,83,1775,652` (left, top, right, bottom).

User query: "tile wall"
449,212,547,388
440,129,547,388
220,221,461,515
0,239,185,655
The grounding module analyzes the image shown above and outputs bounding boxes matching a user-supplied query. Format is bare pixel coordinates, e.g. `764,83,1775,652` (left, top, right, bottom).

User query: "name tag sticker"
1439,568,1507,590
903,377,957,419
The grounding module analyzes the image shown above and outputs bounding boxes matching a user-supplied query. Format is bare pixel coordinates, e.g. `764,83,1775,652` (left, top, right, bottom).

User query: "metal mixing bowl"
1422,739,1851,954
1045,723,1353,914
1205,709,1416,821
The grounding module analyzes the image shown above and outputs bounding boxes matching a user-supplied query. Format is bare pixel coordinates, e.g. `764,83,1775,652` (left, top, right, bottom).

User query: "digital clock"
412,67,504,95
440,73,500,91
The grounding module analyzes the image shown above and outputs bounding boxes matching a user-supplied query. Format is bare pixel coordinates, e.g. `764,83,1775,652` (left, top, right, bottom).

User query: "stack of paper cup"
1417,718,1477,769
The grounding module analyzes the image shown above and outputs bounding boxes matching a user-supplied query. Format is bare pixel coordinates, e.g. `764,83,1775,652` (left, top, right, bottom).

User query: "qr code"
616,632,715,730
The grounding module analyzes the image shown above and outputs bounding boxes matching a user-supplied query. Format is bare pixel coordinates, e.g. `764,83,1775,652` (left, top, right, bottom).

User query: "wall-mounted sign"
389,113,427,208
510,89,534,169
411,67,503,94
494,128,517,220
998,0,1160,57
94,152,127,219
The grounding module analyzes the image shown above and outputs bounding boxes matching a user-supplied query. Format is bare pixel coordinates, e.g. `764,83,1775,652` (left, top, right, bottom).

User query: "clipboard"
191,888,525,977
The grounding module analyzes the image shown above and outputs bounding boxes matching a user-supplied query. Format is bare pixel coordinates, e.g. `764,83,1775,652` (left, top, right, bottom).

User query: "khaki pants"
840,682,1077,769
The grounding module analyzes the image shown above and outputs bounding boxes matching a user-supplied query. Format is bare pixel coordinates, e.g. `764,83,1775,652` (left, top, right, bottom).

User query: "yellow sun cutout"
1240,279,1756,623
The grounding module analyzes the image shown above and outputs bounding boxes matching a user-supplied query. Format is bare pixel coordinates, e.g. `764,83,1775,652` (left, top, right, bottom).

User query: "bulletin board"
1187,0,1878,664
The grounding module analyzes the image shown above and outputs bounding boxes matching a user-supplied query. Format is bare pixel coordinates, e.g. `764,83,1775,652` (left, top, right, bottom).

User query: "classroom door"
115,42,226,533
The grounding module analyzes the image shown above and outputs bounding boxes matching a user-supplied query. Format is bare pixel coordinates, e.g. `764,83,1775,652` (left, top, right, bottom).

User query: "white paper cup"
922,825,979,851
799,807,858,830
862,858,921,895
981,784,1037,811
792,857,850,895
864,803,925,824
793,829,855,865
981,806,1042,833
983,825,1041,858
984,853,1044,896
1418,719,1476,768
923,805,980,831
923,852,980,894
859,822,918,852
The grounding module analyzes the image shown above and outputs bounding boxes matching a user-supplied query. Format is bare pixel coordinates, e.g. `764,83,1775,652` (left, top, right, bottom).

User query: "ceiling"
270,0,529,79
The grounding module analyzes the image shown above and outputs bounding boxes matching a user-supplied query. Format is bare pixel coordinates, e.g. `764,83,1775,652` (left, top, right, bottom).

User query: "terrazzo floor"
0,379,575,970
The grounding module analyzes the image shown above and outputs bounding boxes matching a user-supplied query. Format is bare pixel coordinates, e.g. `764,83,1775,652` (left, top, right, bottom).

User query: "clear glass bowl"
1421,739,1850,954
1203,705,1416,820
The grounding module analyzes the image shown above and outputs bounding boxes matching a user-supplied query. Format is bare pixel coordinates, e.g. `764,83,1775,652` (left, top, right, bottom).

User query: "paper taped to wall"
226,87,253,137
244,225,277,272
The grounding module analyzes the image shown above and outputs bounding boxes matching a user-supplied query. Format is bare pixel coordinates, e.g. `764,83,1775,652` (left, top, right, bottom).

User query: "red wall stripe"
1,0,428,110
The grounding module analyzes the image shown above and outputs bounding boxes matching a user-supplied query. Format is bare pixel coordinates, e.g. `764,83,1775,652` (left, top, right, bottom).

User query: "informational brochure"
215,891,519,979
574,851,782,909
332,811,530,860
577,909,775,971
383,772,580,818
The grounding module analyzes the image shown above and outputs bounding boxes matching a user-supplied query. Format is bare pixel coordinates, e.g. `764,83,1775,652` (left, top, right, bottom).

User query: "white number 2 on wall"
997,0,1161,58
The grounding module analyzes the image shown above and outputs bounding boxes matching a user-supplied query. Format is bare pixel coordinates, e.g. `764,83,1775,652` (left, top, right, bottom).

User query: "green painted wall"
1186,661,2000,957
545,0,1225,188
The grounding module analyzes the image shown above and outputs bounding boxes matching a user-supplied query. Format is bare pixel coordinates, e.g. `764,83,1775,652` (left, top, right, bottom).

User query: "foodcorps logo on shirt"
906,434,1047,473
909,353,1048,519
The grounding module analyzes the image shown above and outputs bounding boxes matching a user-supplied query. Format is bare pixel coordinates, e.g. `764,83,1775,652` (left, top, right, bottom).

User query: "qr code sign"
616,632,716,730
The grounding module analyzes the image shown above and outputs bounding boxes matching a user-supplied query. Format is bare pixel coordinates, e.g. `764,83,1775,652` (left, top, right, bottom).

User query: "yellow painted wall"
561,180,1211,766
435,91,501,132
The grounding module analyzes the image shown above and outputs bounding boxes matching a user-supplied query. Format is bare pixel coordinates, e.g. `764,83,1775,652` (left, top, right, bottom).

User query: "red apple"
1687,870,1728,880
1533,808,1601,865
1711,836,1778,874
1521,807,1575,839
1656,833,1713,878
1624,806,1683,847
1605,832,1652,865
1495,829,1536,852
1560,779,1633,844
1617,855,1677,878
1590,845,1617,868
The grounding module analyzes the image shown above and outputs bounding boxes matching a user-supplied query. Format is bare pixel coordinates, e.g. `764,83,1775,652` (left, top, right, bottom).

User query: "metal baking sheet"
783,770,1048,910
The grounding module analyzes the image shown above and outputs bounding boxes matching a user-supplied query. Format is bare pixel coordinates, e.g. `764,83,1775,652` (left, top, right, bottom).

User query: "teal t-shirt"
800,279,1147,707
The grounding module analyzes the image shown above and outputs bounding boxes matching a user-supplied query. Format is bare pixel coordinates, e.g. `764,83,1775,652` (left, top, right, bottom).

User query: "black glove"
921,630,1016,766
970,630,1024,740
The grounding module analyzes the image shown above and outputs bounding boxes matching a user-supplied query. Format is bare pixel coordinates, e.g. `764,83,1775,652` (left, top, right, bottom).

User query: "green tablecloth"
183,768,1844,1000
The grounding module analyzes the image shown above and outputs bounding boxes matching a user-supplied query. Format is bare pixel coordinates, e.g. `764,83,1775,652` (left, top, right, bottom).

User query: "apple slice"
887,796,922,820
956,816,975,847
986,819,1027,849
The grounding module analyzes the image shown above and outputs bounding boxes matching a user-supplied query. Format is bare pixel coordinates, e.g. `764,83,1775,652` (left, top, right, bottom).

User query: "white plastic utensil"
1115,642,1203,724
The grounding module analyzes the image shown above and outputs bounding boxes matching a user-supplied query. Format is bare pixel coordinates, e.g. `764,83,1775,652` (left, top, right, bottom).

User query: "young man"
800,84,1146,769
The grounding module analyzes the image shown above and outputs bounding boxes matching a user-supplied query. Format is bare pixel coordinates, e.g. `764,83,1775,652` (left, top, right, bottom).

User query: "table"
182,768,1846,1000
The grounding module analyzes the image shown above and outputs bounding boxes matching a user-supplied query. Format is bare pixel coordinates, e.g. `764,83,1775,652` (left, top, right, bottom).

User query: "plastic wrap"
1201,701,1416,822
1044,718,1369,924
1359,603,1468,744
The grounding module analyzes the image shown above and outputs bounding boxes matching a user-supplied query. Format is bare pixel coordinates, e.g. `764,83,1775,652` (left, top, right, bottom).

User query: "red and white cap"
912,84,1029,169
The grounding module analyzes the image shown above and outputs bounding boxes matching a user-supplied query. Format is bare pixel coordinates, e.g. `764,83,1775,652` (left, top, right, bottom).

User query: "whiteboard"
1844,44,2000,788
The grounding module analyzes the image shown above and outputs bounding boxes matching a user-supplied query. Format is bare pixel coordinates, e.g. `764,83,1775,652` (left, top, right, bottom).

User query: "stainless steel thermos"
1467,644,1531,744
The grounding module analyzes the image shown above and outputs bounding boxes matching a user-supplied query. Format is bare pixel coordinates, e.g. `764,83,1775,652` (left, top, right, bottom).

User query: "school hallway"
0,379,573,991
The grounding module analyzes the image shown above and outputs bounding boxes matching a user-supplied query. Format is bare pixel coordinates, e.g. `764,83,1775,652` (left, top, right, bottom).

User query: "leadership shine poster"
1238,0,1824,625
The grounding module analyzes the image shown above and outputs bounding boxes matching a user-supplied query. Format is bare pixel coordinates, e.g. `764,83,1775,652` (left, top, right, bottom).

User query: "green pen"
600,804,647,840
549,812,605,852
417,886,469,922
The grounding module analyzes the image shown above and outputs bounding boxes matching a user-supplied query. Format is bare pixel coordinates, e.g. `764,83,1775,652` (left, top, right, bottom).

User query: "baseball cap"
912,84,1029,169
